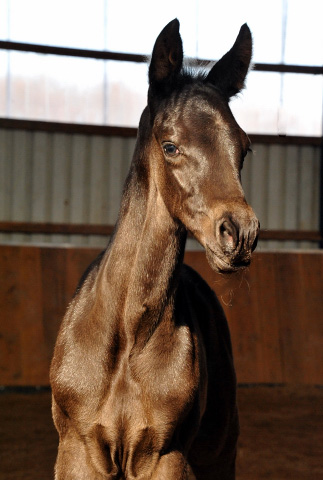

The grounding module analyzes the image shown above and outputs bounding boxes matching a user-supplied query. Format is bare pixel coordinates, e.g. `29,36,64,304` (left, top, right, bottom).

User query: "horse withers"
50,19,259,480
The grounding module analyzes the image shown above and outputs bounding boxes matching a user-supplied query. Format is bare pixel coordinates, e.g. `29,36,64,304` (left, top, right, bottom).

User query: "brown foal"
50,19,259,479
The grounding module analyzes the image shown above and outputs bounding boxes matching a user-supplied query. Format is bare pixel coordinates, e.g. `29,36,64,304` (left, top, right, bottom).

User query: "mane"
175,62,245,100
182,58,216,77
152,67,208,96
146,53,214,89
180,67,208,83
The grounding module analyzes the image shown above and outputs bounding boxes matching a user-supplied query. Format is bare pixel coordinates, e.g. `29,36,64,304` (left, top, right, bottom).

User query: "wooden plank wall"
0,245,322,386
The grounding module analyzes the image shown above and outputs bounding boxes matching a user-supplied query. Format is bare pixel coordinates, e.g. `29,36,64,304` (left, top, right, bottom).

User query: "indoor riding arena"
1,2,322,480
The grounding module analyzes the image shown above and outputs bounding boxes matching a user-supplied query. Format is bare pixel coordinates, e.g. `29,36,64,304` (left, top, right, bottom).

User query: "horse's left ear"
149,19,183,90
206,24,252,100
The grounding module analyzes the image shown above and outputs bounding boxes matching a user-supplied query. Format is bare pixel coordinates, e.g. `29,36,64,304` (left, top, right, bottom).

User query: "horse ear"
206,24,252,99
149,19,183,88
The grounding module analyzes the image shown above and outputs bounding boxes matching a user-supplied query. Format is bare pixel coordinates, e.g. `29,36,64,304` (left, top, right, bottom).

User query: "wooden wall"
0,245,322,386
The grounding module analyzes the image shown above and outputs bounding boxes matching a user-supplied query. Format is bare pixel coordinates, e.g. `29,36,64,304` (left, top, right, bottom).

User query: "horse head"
146,19,259,273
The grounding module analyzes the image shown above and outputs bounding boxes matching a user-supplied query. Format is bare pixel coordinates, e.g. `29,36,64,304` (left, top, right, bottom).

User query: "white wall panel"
0,128,321,250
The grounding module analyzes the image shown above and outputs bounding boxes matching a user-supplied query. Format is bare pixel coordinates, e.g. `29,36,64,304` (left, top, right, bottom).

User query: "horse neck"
97,124,186,346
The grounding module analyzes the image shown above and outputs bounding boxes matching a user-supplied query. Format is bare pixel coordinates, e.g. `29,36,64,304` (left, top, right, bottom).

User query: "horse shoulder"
178,264,233,356
179,265,238,475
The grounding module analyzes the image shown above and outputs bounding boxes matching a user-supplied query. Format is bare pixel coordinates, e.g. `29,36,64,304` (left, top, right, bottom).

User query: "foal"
51,19,259,479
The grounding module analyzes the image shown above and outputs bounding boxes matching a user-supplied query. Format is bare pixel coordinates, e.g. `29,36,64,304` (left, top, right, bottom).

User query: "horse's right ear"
149,19,183,90
206,24,252,100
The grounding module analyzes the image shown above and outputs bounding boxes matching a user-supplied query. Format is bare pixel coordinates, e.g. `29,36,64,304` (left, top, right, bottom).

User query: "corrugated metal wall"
0,129,135,246
0,128,321,250
242,142,321,249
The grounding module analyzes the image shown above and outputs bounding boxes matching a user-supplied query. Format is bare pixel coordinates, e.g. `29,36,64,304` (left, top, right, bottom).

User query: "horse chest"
98,324,205,445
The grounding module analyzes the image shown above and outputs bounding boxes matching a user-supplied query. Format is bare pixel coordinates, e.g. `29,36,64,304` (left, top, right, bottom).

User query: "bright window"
0,0,322,135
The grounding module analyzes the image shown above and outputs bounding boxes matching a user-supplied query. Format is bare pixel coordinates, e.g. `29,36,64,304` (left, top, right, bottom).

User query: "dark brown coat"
50,19,259,479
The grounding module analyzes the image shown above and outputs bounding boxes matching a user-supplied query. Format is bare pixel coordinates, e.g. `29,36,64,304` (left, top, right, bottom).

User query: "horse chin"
205,245,250,274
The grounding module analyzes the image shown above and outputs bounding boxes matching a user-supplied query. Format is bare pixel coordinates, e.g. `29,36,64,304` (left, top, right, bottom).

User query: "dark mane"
179,65,211,84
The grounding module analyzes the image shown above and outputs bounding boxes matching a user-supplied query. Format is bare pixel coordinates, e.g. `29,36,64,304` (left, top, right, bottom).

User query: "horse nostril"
217,214,259,260
219,220,237,252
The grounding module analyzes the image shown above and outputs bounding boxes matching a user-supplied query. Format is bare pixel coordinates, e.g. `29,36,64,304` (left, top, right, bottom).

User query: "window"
0,0,322,135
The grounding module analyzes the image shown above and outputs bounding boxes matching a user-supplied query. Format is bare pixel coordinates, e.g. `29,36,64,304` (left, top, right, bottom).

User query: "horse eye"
162,142,180,158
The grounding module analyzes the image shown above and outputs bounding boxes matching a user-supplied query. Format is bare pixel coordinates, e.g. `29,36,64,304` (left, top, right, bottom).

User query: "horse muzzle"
205,205,259,273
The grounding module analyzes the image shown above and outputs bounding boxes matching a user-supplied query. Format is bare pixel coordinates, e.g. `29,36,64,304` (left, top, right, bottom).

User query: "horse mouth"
205,244,251,274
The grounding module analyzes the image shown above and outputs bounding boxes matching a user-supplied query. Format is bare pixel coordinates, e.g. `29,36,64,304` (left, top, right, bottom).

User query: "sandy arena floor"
0,385,322,480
